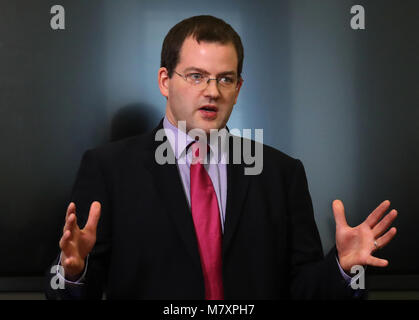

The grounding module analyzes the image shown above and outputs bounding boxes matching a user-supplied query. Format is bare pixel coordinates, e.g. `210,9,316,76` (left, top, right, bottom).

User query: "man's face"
159,36,242,134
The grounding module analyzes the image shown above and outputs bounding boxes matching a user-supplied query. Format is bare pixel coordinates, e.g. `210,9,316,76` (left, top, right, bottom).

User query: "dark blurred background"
0,0,418,299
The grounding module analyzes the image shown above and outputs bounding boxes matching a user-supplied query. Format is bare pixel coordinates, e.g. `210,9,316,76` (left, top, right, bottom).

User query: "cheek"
171,85,195,105
224,92,238,108
169,86,185,110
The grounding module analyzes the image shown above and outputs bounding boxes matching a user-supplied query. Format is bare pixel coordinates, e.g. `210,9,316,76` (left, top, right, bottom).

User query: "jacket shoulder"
262,143,299,167
81,132,153,167
232,134,301,172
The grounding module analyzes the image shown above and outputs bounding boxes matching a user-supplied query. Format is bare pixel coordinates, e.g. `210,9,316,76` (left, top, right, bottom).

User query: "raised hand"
59,201,101,280
333,199,397,273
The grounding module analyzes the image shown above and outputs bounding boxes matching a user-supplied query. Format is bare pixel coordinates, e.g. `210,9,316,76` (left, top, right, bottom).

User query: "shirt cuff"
57,252,89,285
335,255,352,284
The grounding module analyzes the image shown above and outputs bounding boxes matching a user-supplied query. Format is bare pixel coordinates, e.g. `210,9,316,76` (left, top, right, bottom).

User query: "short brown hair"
160,15,244,78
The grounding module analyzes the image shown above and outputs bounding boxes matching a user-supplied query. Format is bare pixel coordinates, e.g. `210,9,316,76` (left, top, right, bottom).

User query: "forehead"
177,36,238,73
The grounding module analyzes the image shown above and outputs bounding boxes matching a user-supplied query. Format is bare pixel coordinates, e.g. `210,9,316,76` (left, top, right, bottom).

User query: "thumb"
332,199,348,229
85,201,101,234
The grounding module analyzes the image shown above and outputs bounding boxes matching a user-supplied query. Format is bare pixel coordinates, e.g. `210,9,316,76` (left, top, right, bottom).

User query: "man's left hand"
332,199,398,273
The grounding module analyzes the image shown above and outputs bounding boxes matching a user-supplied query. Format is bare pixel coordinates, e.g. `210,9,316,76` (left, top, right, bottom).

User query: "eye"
219,76,234,84
187,73,204,82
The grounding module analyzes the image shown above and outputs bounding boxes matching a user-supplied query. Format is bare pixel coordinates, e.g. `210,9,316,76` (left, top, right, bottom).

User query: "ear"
233,77,243,105
158,67,170,98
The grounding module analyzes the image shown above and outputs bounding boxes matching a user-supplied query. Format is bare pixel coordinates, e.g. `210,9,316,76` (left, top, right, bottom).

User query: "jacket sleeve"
287,159,361,299
45,149,112,300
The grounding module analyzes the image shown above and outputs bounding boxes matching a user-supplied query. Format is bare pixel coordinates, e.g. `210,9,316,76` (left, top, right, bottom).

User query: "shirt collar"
163,115,229,163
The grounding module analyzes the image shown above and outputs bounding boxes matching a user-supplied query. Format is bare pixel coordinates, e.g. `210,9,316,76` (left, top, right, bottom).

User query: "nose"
203,79,221,100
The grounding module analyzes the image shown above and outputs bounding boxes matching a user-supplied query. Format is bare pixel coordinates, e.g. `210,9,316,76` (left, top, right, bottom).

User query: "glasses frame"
173,70,241,91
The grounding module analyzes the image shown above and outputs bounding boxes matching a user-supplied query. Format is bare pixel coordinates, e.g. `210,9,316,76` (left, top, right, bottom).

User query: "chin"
202,122,224,133
188,116,226,135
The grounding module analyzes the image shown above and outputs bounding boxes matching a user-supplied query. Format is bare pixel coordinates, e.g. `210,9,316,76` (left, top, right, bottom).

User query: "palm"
333,200,397,273
65,222,96,261
60,201,101,278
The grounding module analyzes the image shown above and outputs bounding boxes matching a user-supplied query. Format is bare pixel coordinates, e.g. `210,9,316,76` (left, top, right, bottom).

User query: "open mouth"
198,105,218,120
199,105,218,112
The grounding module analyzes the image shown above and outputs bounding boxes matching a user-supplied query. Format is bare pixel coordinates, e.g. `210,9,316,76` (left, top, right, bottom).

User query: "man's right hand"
59,201,101,280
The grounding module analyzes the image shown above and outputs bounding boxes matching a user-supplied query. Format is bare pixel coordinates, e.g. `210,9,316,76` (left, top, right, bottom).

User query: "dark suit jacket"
45,119,356,299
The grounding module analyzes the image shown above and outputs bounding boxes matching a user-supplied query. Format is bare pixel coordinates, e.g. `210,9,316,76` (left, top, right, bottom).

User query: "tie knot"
190,141,210,164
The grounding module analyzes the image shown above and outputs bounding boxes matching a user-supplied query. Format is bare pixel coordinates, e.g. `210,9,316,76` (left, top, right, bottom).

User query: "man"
45,15,397,299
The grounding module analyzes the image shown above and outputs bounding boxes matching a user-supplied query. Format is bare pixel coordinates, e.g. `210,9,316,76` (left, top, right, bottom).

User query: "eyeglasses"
174,70,240,91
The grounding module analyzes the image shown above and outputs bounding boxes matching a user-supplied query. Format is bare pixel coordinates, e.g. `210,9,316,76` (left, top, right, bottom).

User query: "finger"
63,202,77,233
366,256,388,268
85,201,101,234
375,227,397,250
59,230,72,253
365,200,391,228
63,213,77,234
62,256,71,268
62,256,77,270
332,199,349,229
65,202,76,220
373,210,398,237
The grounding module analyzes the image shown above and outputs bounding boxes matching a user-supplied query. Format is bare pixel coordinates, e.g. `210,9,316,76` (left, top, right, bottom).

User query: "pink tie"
190,142,224,300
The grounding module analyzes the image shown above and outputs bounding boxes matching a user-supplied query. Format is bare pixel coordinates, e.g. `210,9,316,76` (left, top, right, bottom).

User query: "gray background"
0,0,418,297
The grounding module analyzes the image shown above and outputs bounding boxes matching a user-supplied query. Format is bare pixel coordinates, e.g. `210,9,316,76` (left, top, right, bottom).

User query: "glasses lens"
186,73,238,90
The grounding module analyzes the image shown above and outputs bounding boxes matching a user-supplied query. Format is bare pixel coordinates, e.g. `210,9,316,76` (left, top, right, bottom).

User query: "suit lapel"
143,121,251,265
222,134,251,257
143,120,202,269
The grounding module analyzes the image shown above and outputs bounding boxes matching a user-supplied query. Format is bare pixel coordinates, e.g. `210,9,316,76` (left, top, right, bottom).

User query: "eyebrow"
183,67,237,77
